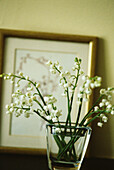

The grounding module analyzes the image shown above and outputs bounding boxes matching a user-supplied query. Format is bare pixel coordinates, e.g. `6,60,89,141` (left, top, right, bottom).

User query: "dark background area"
0,153,114,170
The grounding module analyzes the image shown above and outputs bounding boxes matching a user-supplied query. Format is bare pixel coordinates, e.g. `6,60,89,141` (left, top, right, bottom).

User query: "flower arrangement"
0,57,113,127
0,57,114,168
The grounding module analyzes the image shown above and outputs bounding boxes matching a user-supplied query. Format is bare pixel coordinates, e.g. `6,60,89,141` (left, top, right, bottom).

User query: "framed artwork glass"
0,29,98,154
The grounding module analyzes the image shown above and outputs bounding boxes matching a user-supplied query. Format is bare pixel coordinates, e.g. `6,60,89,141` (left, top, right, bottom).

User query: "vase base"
52,167,80,170
51,161,81,170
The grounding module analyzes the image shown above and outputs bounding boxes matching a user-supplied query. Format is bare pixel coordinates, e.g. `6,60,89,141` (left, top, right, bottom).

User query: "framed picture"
0,29,98,155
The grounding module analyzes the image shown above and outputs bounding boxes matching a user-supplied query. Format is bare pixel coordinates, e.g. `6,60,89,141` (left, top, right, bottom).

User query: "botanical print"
15,52,58,98
11,49,77,136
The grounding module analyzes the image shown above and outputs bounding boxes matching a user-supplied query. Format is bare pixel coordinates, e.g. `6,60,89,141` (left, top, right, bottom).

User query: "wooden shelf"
0,153,113,170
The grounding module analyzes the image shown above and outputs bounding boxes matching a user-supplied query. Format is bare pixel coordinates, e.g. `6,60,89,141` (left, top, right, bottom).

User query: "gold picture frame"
0,29,98,155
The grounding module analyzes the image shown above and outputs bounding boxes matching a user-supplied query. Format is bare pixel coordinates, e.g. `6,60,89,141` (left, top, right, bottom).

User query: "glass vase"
46,122,91,170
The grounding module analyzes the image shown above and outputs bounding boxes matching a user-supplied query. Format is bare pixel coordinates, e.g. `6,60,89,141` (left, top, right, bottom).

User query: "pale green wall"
0,0,114,158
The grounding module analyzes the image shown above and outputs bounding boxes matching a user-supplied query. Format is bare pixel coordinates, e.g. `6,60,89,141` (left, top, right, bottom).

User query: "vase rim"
46,122,92,131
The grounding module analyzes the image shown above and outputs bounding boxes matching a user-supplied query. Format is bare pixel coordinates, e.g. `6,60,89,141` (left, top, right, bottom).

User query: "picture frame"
0,29,98,155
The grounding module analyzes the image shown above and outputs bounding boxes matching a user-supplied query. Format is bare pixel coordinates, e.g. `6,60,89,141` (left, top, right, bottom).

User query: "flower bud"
97,122,103,127
19,72,23,76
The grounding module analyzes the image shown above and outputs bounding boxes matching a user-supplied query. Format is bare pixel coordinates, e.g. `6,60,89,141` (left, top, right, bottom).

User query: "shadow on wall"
90,38,113,158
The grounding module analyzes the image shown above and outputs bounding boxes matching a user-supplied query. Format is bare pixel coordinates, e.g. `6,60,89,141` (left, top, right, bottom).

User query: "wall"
0,0,114,159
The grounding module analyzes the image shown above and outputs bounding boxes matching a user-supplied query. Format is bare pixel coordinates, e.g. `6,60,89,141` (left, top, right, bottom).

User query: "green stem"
56,128,82,160
14,106,30,110
34,110,52,123
54,66,61,74
65,69,80,126
34,99,48,115
79,95,104,126
66,88,71,125
84,110,111,127
14,75,46,106
84,112,102,126
53,135,65,150
75,98,83,126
